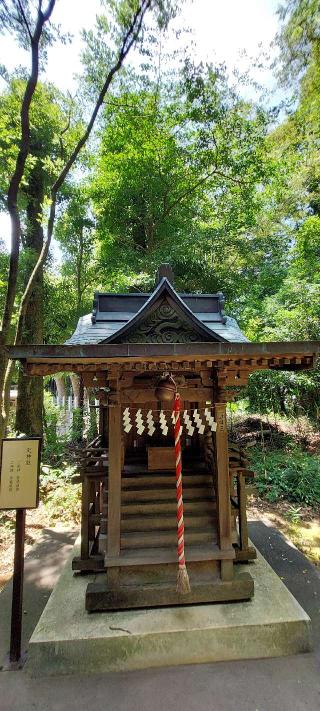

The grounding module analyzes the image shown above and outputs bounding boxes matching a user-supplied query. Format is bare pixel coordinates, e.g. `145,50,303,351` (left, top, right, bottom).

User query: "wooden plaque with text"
0,438,41,510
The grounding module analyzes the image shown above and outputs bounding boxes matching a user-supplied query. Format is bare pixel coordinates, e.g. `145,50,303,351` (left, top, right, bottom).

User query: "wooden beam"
86,574,254,611
19,340,319,377
120,386,213,403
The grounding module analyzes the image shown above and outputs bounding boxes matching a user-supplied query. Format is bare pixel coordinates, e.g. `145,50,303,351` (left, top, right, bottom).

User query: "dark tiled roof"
65,278,248,345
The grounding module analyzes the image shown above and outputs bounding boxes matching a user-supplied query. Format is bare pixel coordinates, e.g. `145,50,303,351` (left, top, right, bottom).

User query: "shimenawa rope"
173,392,191,595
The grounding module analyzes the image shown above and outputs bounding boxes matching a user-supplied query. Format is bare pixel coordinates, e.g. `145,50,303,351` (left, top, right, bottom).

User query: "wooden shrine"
8,264,319,612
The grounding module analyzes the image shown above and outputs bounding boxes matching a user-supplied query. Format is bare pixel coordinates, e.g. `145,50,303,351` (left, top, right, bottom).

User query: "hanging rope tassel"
174,392,191,595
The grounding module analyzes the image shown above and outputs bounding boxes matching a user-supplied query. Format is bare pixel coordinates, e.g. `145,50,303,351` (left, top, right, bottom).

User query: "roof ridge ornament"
91,291,99,324
155,263,174,286
217,291,227,324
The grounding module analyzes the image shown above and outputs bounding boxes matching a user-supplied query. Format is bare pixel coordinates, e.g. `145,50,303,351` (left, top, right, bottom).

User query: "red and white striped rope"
173,393,190,593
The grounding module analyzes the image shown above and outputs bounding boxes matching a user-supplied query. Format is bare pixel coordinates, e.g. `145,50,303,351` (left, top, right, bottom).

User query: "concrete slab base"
25,543,312,676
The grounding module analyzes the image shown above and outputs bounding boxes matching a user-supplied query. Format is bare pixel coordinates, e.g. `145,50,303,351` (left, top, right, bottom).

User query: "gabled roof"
65,277,248,346
104,278,227,344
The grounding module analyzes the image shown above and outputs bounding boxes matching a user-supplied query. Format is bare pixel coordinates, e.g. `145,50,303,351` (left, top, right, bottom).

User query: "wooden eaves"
6,341,320,376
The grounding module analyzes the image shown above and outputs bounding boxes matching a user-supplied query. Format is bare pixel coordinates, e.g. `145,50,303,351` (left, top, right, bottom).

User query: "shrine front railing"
72,435,108,572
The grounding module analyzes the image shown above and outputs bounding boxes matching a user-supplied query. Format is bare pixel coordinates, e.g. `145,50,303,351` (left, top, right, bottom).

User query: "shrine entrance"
72,358,256,610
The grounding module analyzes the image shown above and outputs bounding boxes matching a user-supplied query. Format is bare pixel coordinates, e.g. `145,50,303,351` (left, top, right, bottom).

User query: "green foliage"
276,0,320,86
246,370,320,422
42,392,67,464
54,184,97,321
284,505,303,524
0,79,83,202
43,272,86,345
251,447,320,506
295,216,320,280
40,464,81,525
0,0,67,57
240,0,320,343
87,408,98,442
81,0,179,93
245,214,320,344
71,407,84,443
0,77,86,353
0,239,9,316
90,61,282,305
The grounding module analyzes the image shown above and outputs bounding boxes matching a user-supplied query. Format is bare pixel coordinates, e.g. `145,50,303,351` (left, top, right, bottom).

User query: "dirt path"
0,478,81,591
0,504,58,590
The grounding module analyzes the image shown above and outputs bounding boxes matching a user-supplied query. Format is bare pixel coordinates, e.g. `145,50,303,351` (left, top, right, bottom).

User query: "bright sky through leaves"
0,0,281,253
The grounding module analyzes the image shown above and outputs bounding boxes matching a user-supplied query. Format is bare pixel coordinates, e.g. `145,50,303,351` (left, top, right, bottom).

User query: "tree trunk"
86,387,98,441
0,0,156,440
76,228,84,314
54,374,66,407
70,373,80,408
0,1,56,441
15,280,43,435
15,170,44,437
71,375,84,443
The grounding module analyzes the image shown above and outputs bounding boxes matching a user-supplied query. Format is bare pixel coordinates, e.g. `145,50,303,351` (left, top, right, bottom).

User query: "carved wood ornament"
117,298,205,344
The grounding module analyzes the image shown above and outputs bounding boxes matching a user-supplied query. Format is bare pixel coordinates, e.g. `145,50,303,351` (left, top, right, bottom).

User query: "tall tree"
0,0,178,438
239,0,320,347
0,79,83,434
55,185,96,318
0,0,56,435
276,0,320,87
90,61,281,306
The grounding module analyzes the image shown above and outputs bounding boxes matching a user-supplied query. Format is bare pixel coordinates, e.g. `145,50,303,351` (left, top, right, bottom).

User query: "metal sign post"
0,437,41,670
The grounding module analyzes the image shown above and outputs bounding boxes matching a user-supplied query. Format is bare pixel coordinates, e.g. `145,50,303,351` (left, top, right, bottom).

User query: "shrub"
70,407,84,443
250,447,320,506
246,369,320,422
40,464,81,525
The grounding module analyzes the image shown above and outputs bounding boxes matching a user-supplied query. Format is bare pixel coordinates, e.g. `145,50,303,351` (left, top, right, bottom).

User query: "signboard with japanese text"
0,438,41,510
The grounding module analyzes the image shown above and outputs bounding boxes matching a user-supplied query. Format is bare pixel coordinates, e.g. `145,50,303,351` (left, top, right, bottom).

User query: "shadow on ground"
249,519,320,652
0,527,77,661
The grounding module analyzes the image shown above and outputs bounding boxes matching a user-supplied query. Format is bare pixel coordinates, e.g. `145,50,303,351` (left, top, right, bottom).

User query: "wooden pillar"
237,472,249,551
214,402,233,581
107,401,122,560
80,476,89,560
